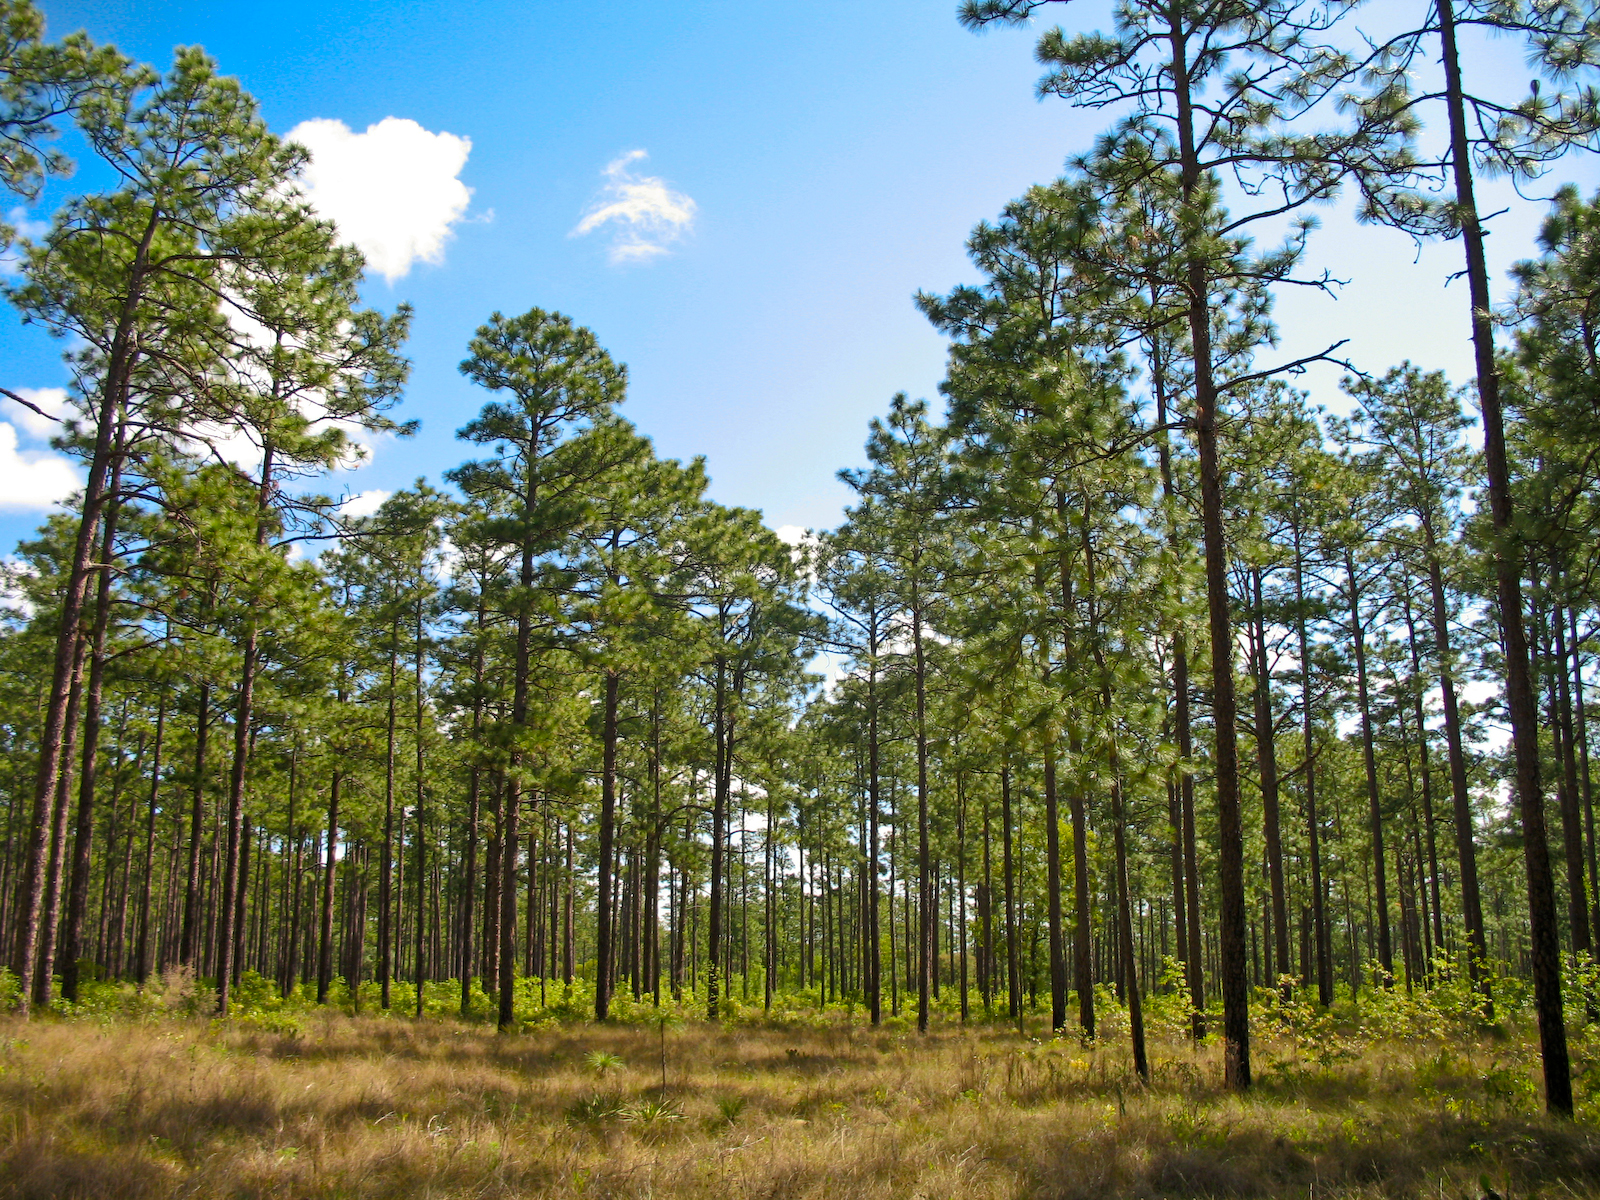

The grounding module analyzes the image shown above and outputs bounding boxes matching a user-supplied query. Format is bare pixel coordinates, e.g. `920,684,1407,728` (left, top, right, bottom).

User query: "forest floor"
4,999,1600,1199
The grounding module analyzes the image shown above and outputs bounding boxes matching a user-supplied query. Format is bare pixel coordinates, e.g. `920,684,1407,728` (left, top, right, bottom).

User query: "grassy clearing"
3,1001,1600,1199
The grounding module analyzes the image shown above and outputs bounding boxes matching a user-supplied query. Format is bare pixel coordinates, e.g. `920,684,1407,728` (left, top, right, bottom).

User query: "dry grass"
2,1008,1599,1199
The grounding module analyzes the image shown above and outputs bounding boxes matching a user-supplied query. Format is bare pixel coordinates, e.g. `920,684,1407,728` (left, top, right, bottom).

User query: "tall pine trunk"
1346,549,1393,984
1292,511,1333,1006
61,443,126,1002
12,248,151,1014
380,629,398,1010
1438,0,1568,1114
1553,598,1592,952
134,697,166,987
1152,333,1205,1037
1251,568,1291,999
1002,764,1020,1028
35,633,87,1004
414,593,428,1019
1069,728,1094,1040
708,654,728,1019
912,581,931,1034
1171,20,1251,1089
180,680,210,968
317,770,341,1004
1043,748,1066,1032
596,668,621,1019
1420,522,1488,996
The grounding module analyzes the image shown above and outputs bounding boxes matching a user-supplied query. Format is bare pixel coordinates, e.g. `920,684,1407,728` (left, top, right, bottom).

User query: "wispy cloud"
287,117,474,283
572,150,696,264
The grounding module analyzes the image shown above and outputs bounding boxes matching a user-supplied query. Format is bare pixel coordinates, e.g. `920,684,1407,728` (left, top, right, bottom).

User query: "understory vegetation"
5,998,1600,1200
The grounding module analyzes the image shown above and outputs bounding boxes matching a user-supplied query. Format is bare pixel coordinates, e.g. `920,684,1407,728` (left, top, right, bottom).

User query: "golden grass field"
4,1003,1600,1199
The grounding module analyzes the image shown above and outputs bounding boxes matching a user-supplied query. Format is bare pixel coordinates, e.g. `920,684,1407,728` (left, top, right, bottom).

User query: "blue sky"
2,0,1597,552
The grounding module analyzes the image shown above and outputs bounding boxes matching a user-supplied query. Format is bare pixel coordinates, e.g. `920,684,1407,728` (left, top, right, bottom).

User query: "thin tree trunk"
380,629,397,1009
497,783,519,1029
483,780,501,997
1043,748,1066,1032
1570,606,1600,948
981,789,994,1011
1401,589,1446,953
1172,22,1250,1089
135,697,166,988
318,770,341,1004
1152,342,1205,1037
282,745,301,997
460,763,479,1014
102,721,133,978
1421,522,1488,994
61,447,125,1003
563,820,574,986
232,813,250,991
596,668,620,1020
1112,762,1148,1082
11,291,142,1014
1293,513,1333,1007
34,629,87,1005
180,680,211,968
867,650,882,1024
1251,568,1291,999
708,655,728,1019
913,586,931,1034
1346,550,1393,984
1069,730,1094,1040
1002,763,1019,1028
217,444,275,1015
1438,0,1566,1112
1554,598,1592,953
957,773,969,1023
414,592,427,1019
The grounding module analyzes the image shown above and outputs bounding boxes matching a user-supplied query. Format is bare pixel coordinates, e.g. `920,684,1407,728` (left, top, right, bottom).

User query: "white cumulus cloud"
287,117,473,283
4,386,71,439
340,489,392,518
0,422,79,509
572,150,696,264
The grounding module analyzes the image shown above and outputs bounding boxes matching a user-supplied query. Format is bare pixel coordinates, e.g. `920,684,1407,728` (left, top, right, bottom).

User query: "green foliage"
620,1096,683,1134
584,1049,626,1076
565,1091,626,1129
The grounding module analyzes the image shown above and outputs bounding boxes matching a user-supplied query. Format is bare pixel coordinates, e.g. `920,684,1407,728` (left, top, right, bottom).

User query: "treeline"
1,0,1600,1120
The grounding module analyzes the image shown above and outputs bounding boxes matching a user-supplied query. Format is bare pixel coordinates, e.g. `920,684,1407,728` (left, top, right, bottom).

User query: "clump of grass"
583,1049,626,1077
566,1091,626,1129
621,1097,683,1137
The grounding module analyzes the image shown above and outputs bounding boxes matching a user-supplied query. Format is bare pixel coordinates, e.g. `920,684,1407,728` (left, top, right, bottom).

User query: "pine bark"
1438,0,1569,1114
60,446,125,1002
134,697,166,987
1251,568,1291,998
317,770,340,1004
1346,550,1394,983
596,668,620,1020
